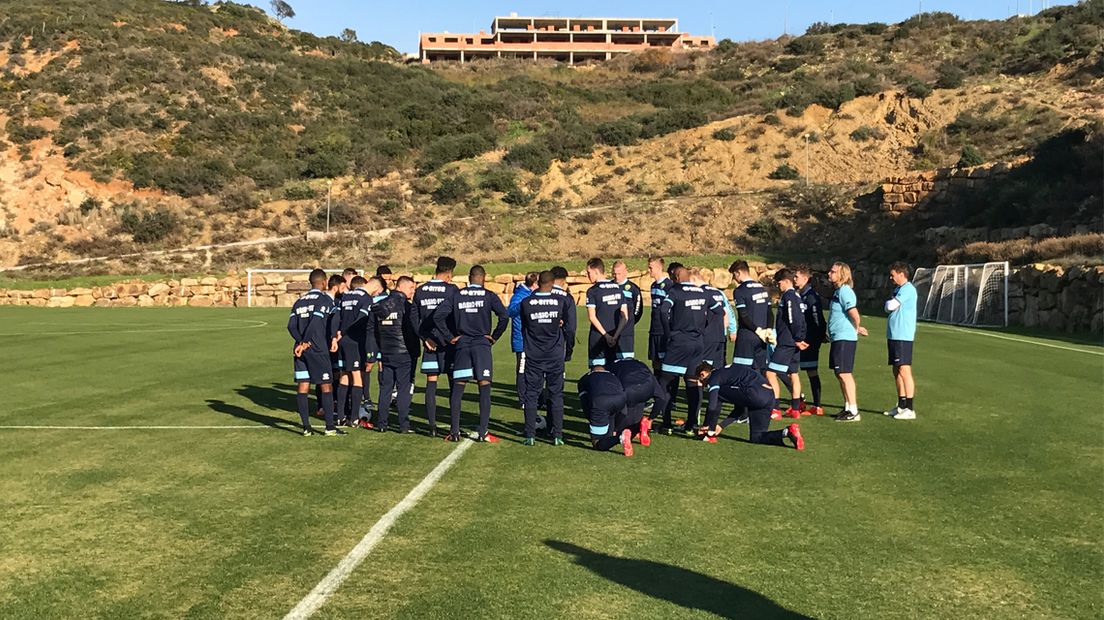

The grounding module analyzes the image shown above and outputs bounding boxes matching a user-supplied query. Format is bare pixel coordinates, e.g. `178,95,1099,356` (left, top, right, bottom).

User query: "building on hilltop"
419,14,715,64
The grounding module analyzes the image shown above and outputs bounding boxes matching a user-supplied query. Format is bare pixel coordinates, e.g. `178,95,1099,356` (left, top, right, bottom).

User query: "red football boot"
639,416,652,447
620,429,634,457
786,424,805,451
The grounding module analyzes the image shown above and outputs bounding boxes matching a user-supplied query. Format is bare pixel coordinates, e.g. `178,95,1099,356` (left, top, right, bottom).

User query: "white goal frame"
245,268,370,307
912,261,1009,327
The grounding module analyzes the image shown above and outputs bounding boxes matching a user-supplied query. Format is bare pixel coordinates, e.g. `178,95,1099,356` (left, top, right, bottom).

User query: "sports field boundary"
283,440,473,620
923,322,1103,356
0,425,274,430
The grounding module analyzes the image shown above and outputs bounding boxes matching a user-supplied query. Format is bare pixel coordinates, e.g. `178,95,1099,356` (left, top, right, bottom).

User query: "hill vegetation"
0,0,1101,270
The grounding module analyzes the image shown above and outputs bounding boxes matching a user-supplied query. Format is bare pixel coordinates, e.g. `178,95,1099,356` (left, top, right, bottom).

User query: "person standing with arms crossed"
827,262,868,422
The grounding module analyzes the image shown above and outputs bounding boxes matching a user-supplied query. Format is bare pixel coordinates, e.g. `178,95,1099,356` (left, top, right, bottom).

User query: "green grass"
0,307,1100,618
0,273,184,291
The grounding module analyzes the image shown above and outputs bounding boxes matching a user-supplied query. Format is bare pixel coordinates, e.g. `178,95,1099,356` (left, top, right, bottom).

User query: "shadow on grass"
546,540,810,619
205,399,301,434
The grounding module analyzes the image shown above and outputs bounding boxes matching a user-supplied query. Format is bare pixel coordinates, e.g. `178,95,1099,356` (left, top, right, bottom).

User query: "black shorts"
619,329,636,359
829,340,857,374
586,392,626,436
453,343,493,382
717,383,774,411
420,345,452,376
799,342,821,370
622,379,655,408
733,331,766,369
587,330,617,368
647,333,666,362
296,350,334,385
337,337,363,372
887,340,914,366
767,344,799,375
660,335,703,378
703,341,727,367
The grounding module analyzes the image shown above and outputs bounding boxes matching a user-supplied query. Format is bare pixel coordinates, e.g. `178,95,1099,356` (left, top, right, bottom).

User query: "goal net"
912,261,1009,327
245,268,370,307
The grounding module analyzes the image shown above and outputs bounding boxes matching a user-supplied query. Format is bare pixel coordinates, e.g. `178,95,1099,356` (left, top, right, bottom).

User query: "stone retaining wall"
879,158,1027,213
2,262,1100,334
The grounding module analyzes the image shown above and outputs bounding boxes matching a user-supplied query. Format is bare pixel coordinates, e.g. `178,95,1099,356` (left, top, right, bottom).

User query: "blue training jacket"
507,284,534,353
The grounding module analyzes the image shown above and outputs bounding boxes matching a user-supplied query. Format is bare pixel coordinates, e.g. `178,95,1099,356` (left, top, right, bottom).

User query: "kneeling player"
577,368,635,457
610,358,667,447
695,363,803,450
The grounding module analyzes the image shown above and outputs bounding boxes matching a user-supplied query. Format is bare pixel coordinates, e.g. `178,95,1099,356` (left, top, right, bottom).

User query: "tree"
340,28,358,43
271,0,295,22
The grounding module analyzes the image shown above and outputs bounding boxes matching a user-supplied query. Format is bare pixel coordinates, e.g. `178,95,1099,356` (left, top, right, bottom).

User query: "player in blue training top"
335,275,384,429
434,265,509,443
767,269,809,420
519,270,576,445
729,260,773,371
287,269,343,436
657,266,724,434
827,261,869,422
612,260,644,359
584,258,631,369
412,256,460,437
577,368,636,457
883,261,919,420
371,276,421,433
610,357,667,448
695,362,804,450
508,271,539,408
793,265,827,416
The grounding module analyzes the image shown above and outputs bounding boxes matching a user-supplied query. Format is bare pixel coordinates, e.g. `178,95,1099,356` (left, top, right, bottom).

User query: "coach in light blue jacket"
884,261,918,420
508,272,540,405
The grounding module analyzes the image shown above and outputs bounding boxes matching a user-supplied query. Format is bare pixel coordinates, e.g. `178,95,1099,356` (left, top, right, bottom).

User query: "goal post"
913,261,1009,327
245,268,368,307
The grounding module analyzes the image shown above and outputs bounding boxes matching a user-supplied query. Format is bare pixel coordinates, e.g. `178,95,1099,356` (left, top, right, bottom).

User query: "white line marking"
284,441,473,620
924,323,1103,356
0,319,269,337
0,425,274,430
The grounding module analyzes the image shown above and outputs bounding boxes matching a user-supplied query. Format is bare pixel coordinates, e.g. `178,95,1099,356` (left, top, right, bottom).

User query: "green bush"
785,36,825,56
504,142,553,174
5,119,47,143
479,165,519,194
849,125,887,142
773,57,804,73
903,77,933,99
78,197,101,215
665,182,692,197
638,109,708,139
431,175,471,204
283,182,318,201
957,145,984,167
935,62,966,89
712,127,737,141
772,183,853,219
596,118,640,147
502,187,533,206
418,133,493,174
768,163,801,180
119,207,177,243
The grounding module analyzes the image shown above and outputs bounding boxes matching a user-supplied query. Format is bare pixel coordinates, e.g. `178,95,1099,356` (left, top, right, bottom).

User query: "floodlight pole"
804,134,811,185
326,180,333,235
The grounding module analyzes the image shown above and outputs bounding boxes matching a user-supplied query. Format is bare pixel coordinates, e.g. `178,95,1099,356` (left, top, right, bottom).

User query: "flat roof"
493,16,679,21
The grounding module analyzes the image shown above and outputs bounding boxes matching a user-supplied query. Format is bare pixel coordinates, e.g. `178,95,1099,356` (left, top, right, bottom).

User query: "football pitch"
1,306,1101,619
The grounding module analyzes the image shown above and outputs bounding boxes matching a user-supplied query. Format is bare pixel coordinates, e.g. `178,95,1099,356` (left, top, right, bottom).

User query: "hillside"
0,0,1101,271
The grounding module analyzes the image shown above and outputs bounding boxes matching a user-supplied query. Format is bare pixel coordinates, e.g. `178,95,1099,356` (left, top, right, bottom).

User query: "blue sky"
257,0,1068,55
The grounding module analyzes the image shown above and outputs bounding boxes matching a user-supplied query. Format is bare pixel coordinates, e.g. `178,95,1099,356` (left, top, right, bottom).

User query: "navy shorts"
703,341,727,367
587,330,617,368
453,343,493,382
717,383,774,411
420,345,452,376
647,333,666,361
767,344,799,375
622,378,655,408
586,392,626,436
296,350,333,385
620,330,636,359
888,340,914,366
338,337,363,372
829,340,857,374
799,342,821,370
733,331,766,369
660,336,703,378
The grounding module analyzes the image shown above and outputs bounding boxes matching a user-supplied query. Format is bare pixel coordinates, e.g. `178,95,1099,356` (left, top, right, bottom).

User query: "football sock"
897,395,907,410
905,397,914,410
685,384,702,427
336,383,349,421
351,385,364,418
791,398,801,410
449,382,465,435
296,393,311,429
810,375,822,407
478,383,492,436
321,390,335,431
425,380,438,428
